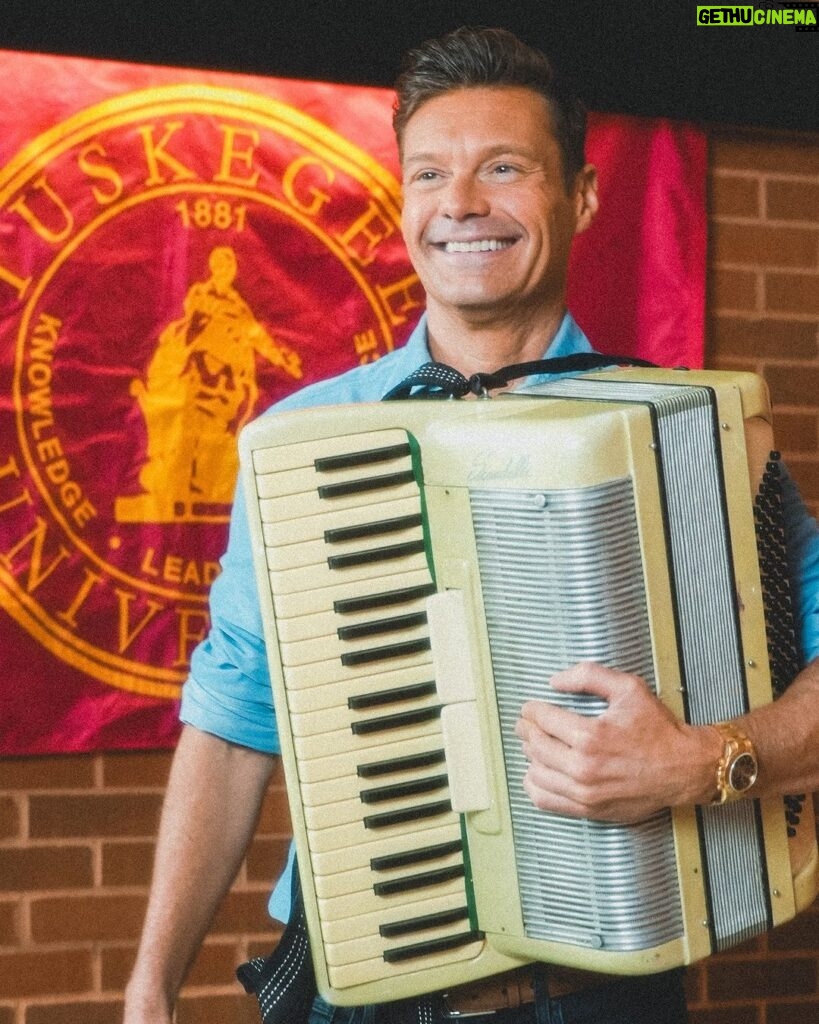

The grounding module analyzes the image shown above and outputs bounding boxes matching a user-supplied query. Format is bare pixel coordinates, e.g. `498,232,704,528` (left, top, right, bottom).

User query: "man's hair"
393,26,587,190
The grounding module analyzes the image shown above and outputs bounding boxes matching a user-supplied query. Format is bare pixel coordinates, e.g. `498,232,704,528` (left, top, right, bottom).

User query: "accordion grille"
470,481,684,951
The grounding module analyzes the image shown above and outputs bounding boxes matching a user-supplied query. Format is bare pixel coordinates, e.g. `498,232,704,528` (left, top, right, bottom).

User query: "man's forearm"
124,725,276,1022
739,657,819,798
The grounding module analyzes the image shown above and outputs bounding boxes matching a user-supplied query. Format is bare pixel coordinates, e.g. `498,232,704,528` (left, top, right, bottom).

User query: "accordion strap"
382,352,658,401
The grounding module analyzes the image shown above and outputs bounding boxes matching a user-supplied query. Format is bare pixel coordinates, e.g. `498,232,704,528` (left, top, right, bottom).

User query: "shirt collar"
399,310,594,386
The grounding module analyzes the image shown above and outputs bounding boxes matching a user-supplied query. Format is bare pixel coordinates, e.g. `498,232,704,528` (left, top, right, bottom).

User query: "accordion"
239,367,819,1007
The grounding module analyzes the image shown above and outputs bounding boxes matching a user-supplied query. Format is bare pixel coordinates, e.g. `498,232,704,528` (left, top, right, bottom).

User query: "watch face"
729,752,758,793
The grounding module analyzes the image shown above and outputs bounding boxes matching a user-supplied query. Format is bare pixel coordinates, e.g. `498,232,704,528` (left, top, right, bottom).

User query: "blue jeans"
307,968,689,1024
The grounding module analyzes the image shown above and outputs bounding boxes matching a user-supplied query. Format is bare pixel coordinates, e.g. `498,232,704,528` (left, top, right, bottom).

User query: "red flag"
569,113,707,368
0,51,706,754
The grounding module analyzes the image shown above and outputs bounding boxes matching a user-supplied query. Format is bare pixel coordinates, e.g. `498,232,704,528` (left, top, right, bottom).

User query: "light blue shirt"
179,311,819,920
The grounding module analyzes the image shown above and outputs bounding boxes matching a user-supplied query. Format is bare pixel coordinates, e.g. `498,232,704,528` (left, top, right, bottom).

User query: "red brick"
766,272,819,316
712,222,818,270
785,458,819,503
245,836,290,883
767,179,819,224
185,941,243,987
30,894,148,943
255,785,292,837
0,900,19,945
101,939,239,991
706,354,760,375
712,135,819,176
689,1008,760,1024
0,845,93,892
710,174,761,219
25,1000,124,1024
772,412,818,453
176,993,260,1024
0,949,92,997
98,944,137,991
706,957,817,1000
710,267,759,311
0,756,96,792
0,1007,14,1024
209,889,276,937
101,840,155,886
709,314,818,359
0,797,19,839
247,930,283,959
765,364,819,408
101,750,173,788
767,999,819,1024
29,792,163,839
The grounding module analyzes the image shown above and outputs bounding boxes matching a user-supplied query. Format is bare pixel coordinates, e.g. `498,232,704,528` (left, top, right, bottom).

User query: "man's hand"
515,662,721,823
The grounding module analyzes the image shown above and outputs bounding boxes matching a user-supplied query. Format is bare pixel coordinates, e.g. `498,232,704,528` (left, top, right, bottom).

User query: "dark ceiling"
1,0,817,133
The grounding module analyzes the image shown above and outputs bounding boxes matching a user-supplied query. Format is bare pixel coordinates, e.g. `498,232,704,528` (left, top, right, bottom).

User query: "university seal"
0,84,422,698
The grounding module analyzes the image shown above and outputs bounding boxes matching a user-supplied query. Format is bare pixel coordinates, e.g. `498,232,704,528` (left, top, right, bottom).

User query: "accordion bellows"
239,368,819,1007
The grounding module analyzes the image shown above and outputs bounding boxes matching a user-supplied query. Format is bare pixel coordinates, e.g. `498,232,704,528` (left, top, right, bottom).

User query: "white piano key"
310,822,462,876
252,428,412,476
286,662,435,714
272,568,434,621
319,889,468,944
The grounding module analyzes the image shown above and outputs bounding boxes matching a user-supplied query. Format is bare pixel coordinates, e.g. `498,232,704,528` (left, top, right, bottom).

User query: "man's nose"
440,174,490,219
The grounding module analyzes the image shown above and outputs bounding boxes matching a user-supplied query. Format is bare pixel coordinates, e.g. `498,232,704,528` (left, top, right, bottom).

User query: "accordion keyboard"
250,428,484,989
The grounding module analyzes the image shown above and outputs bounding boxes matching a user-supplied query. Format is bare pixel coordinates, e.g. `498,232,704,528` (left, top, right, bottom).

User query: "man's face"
400,86,596,324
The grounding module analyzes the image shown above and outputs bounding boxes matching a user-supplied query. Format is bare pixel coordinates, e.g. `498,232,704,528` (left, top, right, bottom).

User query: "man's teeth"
443,239,513,253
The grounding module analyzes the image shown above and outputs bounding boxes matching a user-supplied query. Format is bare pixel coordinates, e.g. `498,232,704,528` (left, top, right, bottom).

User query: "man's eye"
413,170,439,182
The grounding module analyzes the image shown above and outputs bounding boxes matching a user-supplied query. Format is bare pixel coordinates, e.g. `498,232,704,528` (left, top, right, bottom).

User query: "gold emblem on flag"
0,83,423,698
119,245,302,522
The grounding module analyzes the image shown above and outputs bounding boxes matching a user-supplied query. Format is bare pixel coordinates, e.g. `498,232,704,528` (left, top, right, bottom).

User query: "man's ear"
573,164,599,236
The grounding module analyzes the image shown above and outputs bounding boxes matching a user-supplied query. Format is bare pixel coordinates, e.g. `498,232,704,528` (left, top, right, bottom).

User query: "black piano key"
318,470,415,500
324,513,423,544
315,443,411,472
357,749,446,778
363,799,452,830
334,582,436,615
373,864,465,897
328,539,425,570
341,637,431,668
379,906,470,938
371,839,464,872
360,773,449,804
348,680,436,710
351,705,441,735
383,930,484,963
339,612,428,643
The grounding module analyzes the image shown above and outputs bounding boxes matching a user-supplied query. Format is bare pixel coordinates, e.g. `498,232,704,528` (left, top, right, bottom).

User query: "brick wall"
684,127,819,1023
1,124,818,1022
708,129,819,517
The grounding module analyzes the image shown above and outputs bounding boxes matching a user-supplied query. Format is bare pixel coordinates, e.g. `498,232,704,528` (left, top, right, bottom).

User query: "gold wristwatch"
712,722,759,804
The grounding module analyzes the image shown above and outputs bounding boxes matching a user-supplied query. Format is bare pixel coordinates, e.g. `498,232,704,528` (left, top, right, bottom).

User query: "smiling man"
398,83,598,373
124,25,819,1024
